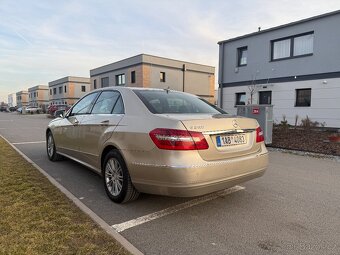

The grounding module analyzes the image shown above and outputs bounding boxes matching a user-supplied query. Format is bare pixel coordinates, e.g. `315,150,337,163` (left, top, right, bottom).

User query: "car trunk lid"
160,113,261,161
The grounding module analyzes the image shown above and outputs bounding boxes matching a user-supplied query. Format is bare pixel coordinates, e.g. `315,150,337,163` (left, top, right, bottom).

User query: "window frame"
258,91,272,105
68,92,100,116
101,77,109,88
89,90,124,115
295,88,311,107
271,31,314,61
93,79,97,89
160,72,166,82
237,46,248,67
131,71,136,84
81,85,86,92
59,86,62,94
115,74,126,86
235,92,246,106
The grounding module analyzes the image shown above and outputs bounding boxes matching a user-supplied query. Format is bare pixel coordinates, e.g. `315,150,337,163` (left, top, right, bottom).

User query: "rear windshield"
133,89,226,114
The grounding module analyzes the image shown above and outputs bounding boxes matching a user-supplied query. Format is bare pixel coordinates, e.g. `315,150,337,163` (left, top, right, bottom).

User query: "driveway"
1,112,339,255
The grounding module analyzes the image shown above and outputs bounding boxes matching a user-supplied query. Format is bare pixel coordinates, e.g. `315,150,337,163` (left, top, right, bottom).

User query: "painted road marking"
12,141,45,145
112,185,245,233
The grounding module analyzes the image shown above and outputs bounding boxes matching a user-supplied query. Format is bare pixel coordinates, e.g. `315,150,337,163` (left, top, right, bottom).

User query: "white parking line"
112,185,245,233
12,141,45,145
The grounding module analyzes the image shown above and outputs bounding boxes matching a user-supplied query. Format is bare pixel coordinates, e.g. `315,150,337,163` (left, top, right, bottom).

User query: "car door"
55,92,99,159
75,90,125,168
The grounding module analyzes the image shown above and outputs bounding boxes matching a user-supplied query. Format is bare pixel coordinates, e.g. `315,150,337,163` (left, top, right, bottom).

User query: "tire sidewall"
46,132,56,161
102,150,129,203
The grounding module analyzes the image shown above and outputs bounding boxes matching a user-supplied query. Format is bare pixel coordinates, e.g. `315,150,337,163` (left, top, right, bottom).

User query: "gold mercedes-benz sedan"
46,87,268,203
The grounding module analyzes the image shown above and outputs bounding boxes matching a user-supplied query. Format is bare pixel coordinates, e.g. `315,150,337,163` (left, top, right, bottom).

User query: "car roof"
92,86,198,97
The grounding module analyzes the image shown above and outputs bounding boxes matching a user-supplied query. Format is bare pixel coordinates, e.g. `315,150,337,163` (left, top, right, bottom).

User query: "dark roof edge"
218,9,340,45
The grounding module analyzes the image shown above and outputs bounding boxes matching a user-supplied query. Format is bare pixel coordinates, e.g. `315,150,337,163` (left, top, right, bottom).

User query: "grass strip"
0,138,130,255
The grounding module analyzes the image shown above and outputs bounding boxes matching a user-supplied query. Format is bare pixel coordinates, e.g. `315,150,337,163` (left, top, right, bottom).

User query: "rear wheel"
103,150,139,203
46,131,63,161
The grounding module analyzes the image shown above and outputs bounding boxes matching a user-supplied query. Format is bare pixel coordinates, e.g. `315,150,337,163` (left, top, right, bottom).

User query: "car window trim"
68,91,100,117
88,90,125,115
111,94,125,114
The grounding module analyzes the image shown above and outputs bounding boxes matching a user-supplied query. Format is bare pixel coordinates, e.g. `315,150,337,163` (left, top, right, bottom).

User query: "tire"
103,150,139,203
46,131,63,161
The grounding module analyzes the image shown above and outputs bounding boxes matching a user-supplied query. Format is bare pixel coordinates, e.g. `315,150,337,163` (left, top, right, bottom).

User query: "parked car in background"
46,87,268,203
0,106,8,112
16,107,23,113
26,106,43,114
9,106,17,112
48,104,70,117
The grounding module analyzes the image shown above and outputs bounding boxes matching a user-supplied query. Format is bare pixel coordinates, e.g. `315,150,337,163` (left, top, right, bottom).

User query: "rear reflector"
149,128,209,150
256,127,264,143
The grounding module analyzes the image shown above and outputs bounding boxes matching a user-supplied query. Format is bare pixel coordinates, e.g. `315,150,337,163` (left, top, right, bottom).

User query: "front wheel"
103,150,139,203
46,132,63,161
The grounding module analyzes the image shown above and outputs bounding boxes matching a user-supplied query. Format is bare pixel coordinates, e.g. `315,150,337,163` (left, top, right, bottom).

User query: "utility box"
237,105,273,144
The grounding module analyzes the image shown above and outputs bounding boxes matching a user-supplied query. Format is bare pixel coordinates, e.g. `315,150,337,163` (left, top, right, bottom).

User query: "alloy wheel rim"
47,135,54,157
105,158,123,196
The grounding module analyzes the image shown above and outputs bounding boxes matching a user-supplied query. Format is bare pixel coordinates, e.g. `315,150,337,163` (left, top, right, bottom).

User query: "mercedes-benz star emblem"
232,119,239,129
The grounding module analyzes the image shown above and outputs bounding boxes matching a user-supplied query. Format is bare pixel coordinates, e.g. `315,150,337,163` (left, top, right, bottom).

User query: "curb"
268,147,340,162
1,135,143,255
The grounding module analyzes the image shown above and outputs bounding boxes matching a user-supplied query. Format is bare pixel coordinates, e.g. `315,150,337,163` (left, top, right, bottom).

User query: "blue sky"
1,0,340,102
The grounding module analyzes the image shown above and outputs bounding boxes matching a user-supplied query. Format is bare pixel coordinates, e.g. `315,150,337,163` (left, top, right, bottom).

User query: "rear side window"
112,96,124,114
91,91,120,114
133,90,225,114
70,92,98,116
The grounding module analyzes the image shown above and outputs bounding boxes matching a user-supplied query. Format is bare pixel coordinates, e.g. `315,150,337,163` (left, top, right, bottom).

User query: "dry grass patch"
0,138,130,255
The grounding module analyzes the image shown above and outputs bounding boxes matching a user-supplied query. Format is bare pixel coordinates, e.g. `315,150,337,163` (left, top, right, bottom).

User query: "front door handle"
100,120,109,126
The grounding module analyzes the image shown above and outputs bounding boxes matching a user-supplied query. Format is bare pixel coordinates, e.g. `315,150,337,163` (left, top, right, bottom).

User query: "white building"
8,93,17,107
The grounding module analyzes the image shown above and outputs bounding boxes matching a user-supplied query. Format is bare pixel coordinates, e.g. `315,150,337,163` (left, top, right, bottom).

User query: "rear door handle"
100,120,109,126
73,119,79,125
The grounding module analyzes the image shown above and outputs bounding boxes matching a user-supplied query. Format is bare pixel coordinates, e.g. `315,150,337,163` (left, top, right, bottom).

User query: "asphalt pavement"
1,112,339,255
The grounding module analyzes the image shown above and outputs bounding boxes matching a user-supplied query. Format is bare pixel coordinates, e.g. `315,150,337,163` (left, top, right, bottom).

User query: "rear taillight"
149,128,209,150
256,127,264,143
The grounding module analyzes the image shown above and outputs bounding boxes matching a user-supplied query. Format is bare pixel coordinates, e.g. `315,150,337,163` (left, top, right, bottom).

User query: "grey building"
218,10,340,127
90,54,215,103
48,76,90,105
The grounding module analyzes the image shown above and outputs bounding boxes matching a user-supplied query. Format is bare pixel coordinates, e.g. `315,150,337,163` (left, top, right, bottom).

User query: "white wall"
220,78,340,128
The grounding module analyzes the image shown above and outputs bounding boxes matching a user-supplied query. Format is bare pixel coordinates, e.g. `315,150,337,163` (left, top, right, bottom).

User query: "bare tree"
248,72,259,104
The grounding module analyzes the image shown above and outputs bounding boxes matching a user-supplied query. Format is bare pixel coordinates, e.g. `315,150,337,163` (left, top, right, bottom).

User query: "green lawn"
0,138,130,255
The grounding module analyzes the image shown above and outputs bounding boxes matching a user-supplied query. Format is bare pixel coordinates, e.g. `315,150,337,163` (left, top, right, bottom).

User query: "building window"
271,32,314,61
101,77,109,88
81,85,86,92
116,74,125,86
235,92,246,106
64,86,67,93
295,88,311,107
259,91,272,105
53,88,57,95
131,71,136,83
50,89,52,95
36,92,38,97
237,46,248,66
59,87,62,94
94,79,97,89
160,72,166,82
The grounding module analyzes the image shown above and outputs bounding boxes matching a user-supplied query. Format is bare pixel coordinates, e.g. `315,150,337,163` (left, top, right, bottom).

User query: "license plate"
216,134,247,147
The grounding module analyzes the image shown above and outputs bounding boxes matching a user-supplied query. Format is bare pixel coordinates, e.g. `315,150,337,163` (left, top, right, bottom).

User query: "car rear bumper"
128,145,268,197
